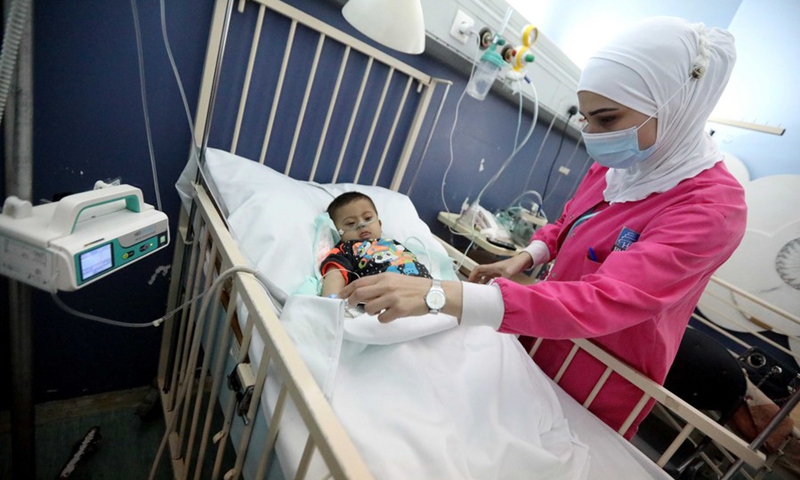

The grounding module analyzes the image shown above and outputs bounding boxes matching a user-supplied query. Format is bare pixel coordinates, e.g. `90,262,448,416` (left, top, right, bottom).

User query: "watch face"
426,289,446,310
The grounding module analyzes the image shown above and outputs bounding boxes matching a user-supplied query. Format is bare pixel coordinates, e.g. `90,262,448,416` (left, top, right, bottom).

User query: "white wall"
412,0,799,180
504,0,799,180
419,0,584,128
511,0,742,68
712,0,800,179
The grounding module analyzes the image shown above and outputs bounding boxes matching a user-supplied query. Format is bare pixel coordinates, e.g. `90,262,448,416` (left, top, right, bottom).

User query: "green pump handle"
47,185,145,236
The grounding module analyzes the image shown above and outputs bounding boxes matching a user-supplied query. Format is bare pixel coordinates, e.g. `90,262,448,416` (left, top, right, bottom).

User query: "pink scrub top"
494,161,746,437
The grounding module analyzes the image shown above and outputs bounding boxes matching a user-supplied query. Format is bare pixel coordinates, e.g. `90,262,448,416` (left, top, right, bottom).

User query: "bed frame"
156,0,798,478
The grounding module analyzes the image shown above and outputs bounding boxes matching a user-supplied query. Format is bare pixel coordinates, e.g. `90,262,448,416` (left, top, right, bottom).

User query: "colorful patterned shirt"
321,238,431,284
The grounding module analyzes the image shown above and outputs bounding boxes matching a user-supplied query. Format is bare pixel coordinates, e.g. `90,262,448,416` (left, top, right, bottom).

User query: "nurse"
340,16,746,437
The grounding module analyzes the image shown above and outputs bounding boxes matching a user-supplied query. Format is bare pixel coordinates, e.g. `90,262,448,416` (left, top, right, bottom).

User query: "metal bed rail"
195,0,450,192
157,184,373,480
158,0,457,476
444,251,775,476
537,272,800,479
444,233,799,477
530,337,768,471
696,275,800,367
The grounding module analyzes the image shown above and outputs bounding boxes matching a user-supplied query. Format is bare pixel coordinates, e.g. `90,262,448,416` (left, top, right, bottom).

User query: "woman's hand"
339,273,431,323
467,253,533,284
339,273,462,323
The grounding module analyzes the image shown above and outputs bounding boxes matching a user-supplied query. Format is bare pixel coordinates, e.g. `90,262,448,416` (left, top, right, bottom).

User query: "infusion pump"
0,184,169,292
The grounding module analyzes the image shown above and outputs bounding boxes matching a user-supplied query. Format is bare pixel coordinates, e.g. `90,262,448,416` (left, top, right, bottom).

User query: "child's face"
334,198,382,242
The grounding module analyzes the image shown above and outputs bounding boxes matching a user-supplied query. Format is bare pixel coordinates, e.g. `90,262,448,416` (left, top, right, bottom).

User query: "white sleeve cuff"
524,240,550,266
460,281,504,330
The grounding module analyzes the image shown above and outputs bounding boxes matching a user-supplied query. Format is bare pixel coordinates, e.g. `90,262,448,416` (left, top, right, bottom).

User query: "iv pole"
3,0,35,477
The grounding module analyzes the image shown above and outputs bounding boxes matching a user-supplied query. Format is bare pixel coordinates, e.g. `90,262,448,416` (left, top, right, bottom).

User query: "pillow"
200,148,456,298
175,148,197,214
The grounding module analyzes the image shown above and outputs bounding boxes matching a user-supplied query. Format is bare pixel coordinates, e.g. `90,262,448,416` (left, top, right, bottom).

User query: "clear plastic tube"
130,0,163,212
498,7,514,38
160,0,198,153
473,79,539,206
522,99,564,194
454,78,539,272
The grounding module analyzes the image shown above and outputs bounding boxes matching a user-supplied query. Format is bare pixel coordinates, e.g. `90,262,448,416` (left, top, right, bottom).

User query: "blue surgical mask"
582,118,657,169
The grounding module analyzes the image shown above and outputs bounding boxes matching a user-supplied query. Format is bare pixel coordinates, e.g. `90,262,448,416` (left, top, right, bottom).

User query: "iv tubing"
454,78,539,272
160,0,198,153
52,265,281,329
522,99,564,194
440,41,484,216
508,190,543,211
147,265,274,480
130,0,164,212
498,7,513,39
473,78,539,207
159,0,231,237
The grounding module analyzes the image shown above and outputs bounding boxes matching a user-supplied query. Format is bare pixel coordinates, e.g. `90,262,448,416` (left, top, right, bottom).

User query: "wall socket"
450,10,474,45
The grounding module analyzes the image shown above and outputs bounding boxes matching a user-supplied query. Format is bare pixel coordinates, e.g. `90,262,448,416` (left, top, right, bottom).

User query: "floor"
0,387,173,480
634,411,800,480
1,386,797,480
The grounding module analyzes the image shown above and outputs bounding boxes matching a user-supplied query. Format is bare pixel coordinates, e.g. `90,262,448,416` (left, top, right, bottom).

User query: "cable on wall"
540,110,575,200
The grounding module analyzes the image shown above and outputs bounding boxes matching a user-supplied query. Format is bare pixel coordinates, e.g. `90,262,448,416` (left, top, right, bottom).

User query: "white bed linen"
551,380,674,480
270,294,590,480
176,148,458,301
232,294,672,480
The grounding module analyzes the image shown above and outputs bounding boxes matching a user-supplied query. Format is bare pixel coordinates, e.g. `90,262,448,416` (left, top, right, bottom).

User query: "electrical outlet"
558,97,584,130
450,10,474,44
558,166,571,176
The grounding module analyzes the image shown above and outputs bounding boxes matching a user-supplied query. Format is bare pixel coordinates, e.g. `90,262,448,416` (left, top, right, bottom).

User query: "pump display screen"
80,243,113,281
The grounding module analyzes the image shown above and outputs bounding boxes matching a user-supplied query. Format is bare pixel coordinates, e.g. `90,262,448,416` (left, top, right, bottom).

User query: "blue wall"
298,2,588,228
1,0,214,407
0,0,585,407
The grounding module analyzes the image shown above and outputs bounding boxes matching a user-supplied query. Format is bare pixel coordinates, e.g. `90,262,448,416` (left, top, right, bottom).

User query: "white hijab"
577,17,736,203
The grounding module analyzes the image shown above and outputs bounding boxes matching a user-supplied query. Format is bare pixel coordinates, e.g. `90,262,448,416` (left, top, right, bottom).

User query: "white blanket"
273,295,590,480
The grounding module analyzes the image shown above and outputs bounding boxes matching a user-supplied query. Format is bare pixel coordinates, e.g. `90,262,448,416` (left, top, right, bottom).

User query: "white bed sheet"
260,295,673,480
270,295,590,480
550,380,673,480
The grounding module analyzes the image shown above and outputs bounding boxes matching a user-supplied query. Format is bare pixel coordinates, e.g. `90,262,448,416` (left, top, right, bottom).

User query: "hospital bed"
155,0,794,478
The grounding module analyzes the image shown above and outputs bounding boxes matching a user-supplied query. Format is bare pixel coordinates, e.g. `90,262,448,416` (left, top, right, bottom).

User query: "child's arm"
321,269,346,297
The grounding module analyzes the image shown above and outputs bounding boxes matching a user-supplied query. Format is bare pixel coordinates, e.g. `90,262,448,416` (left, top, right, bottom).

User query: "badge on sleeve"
612,227,640,252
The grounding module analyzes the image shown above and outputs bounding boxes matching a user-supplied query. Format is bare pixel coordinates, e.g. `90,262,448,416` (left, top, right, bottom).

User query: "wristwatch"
424,279,446,314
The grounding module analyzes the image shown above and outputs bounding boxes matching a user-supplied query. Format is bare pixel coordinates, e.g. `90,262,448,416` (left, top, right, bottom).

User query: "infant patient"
320,191,431,297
